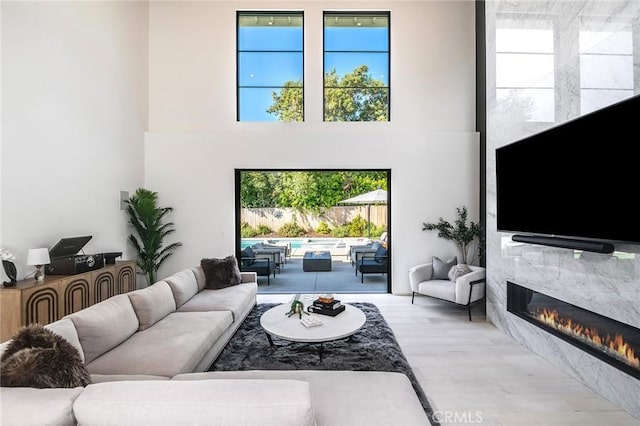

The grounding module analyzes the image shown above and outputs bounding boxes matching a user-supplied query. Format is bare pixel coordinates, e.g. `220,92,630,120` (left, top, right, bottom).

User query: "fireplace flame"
534,308,639,369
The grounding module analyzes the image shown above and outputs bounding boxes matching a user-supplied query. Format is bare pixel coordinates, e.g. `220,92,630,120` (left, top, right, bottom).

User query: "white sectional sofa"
0,264,430,426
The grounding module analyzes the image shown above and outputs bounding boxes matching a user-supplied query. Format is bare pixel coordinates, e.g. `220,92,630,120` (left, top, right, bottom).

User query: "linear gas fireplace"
507,282,640,379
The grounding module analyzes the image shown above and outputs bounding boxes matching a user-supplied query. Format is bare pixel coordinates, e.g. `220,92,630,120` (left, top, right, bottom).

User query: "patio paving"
256,254,388,294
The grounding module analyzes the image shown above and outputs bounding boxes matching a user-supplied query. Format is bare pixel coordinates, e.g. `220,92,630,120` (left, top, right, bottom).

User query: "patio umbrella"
339,189,388,238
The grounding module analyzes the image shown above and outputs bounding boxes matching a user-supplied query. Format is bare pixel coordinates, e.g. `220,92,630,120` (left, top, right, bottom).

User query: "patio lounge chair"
240,247,276,285
355,245,388,283
251,243,285,271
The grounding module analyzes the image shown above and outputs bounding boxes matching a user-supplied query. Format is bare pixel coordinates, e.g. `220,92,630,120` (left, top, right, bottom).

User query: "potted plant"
125,188,182,286
422,206,482,264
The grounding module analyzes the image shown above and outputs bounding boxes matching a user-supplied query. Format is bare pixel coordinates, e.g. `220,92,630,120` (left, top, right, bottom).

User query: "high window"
579,24,634,114
237,12,304,122
496,19,555,122
323,12,390,122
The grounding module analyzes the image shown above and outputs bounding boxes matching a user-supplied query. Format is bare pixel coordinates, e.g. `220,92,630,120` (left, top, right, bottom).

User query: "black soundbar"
512,235,614,254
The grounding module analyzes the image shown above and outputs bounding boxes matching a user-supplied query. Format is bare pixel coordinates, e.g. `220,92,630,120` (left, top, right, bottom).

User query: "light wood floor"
257,293,639,426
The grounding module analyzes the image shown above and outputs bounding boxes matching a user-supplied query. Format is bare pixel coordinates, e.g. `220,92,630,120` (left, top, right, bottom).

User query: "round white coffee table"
260,303,366,361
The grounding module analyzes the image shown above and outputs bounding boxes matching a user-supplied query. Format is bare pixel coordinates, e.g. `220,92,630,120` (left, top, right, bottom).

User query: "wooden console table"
0,260,136,342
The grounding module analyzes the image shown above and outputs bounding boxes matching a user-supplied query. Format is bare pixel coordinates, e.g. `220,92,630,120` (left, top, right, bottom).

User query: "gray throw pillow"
201,256,242,290
432,256,457,280
448,264,472,281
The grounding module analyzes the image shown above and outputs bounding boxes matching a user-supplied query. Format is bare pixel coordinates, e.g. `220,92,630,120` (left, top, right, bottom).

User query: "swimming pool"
241,238,342,250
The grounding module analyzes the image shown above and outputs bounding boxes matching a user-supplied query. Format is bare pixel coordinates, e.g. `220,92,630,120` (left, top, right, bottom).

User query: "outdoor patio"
255,253,388,294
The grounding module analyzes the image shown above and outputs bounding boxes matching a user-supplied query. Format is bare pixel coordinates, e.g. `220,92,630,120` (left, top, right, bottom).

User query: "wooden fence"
241,206,387,232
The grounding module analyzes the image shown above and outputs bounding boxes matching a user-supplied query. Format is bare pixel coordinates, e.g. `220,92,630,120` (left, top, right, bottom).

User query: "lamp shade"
27,248,50,266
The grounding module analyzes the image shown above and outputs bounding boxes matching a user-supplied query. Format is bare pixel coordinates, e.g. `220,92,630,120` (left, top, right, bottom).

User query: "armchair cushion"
448,264,472,281
432,256,457,280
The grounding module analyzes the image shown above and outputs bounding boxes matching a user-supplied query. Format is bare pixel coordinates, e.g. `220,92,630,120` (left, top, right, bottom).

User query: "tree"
267,65,388,122
240,171,387,210
125,188,182,286
422,206,481,265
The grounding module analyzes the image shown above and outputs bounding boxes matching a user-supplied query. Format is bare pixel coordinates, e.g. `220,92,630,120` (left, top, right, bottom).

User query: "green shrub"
370,224,387,238
241,222,259,238
330,225,350,238
278,222,306,237
256,224,272,235
315,222,332,235
347,215,368,237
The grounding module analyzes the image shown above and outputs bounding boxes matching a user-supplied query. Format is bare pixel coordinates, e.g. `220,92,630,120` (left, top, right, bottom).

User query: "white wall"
1,1,148,279
145,1,479,293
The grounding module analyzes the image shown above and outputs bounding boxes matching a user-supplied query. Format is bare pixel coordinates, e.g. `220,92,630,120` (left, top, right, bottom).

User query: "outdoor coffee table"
260,303,366,361
303,250,332,271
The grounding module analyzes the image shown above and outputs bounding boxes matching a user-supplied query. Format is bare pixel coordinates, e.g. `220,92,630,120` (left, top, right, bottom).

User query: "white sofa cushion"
191,265,207,292
85,311,232,377
177,282,257,322
127,281,177,331
67,294,139,364
45,318,85,363
174,370,429,426
164,268,199,307
73,380,316,426
0,387,84,426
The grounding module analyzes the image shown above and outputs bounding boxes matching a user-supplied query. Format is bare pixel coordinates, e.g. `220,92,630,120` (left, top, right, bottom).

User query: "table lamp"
27,248,50,282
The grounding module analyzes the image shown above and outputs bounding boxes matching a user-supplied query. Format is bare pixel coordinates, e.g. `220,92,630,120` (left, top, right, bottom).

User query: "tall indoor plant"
422,206,482,264
126,188,182,286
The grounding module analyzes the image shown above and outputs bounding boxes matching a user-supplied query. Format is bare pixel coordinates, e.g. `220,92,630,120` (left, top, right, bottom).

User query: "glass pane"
324,52,388,86
496,88,555,122
496,53,554,88
324,22,389,51
496,28,554,53
239,87,303,122
238,14,303,51
580,89,635,115
324,88,389,122
580,54,633,89
239,52,303,87
579,30,632,54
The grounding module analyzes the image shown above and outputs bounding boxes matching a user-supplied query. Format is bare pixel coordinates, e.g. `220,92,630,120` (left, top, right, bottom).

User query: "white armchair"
408,262,486,321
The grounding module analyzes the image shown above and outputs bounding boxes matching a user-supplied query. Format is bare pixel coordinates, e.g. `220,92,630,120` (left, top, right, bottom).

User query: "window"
496,19,555,122
237,12,304,122
323,12,390,122
579,24,634,114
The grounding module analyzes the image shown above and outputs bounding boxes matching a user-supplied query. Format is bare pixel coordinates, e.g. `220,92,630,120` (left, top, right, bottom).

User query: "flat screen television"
495,94,640,252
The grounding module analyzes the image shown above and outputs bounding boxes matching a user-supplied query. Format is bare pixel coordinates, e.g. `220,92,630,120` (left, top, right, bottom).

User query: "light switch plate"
120,191,129,210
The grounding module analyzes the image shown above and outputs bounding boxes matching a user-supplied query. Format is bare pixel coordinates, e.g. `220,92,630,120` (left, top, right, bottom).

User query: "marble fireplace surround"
485,0,640,420
506,281,640,380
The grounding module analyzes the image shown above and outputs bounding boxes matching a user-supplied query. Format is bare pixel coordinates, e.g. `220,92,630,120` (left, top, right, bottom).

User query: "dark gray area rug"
210,302,438,425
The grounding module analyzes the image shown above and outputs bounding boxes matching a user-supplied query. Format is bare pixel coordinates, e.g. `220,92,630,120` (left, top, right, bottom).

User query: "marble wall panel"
485,0,640,419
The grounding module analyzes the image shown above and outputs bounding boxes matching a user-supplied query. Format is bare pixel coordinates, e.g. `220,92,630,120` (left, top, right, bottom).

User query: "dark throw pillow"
0,325,90,388
374,246,388,264
201,255,242,290
241,247,255,267
432,256,457,280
